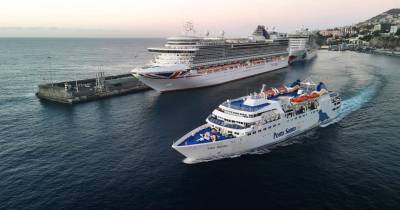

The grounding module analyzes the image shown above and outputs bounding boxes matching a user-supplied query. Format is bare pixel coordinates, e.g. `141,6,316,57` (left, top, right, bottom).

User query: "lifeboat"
290,95,308,103
291,92,320,104
307,92,320,99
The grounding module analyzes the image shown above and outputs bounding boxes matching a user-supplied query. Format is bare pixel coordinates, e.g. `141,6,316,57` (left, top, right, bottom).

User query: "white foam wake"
320,79,381,128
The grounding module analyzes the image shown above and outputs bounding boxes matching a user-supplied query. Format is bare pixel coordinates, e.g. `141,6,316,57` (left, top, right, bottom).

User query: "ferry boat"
172,79,341,163
288,28,318,64
132,24,289,92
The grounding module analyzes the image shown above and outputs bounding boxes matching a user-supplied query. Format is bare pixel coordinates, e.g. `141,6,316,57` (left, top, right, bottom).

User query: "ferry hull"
173,116,320,162
134,60,288,92
172,93,341,163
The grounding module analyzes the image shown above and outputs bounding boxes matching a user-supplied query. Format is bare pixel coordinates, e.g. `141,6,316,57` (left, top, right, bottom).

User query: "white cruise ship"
132,24,289,92
172,79,341,163
288,28,318,64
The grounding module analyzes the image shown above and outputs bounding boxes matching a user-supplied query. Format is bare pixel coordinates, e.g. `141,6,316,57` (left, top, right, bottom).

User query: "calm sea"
0,38,400,210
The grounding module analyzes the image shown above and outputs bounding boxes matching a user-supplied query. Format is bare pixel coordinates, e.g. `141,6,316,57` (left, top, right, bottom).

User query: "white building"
373,24,382,31
390,25,398,34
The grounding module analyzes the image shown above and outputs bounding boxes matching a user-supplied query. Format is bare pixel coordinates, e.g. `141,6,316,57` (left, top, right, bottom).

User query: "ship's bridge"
206,96,283,133
221,95,282,113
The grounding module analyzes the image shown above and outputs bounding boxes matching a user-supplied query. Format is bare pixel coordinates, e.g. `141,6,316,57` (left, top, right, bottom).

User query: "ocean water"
1,38,400,210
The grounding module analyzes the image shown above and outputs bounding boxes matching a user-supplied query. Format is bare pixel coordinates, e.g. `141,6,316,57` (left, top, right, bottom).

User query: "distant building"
319,29,343,37
373,24,382,31
390,25,399,34
340,26,358,35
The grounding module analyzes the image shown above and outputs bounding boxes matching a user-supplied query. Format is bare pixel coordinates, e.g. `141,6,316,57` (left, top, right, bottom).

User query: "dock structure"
36,73,150,104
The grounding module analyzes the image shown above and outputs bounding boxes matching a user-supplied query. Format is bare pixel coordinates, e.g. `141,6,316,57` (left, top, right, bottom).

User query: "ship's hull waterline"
134,60,288,92
173,112,326,163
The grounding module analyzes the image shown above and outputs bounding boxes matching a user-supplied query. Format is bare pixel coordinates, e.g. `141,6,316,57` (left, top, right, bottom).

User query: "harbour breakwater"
36,73,149,104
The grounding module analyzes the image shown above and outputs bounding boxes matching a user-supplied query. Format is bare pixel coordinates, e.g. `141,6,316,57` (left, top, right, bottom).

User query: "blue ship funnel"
290,80,301,88
317,82,327,91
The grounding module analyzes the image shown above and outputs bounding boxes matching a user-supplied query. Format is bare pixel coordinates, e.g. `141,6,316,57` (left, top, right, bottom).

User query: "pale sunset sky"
1,0,399,37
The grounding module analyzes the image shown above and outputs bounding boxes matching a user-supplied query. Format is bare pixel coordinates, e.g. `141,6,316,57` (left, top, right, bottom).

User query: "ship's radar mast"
183,21,196,35
220,30,225,38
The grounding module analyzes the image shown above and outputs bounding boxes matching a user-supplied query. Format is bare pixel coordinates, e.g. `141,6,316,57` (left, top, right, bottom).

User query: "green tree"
372,30,380,36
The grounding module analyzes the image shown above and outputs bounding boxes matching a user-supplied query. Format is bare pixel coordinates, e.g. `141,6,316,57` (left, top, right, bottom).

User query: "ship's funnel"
252,25,269,39
290,79,301,88
316,82,327,91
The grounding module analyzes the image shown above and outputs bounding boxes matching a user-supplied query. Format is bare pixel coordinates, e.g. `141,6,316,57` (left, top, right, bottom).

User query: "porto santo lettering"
273,127,296,139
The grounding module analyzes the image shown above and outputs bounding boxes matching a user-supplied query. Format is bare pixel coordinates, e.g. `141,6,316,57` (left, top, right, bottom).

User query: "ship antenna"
183,21,194,35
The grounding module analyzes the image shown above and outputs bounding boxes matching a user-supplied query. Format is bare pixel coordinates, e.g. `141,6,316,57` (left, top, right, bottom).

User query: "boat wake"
183,154,243,164
320,77,382,127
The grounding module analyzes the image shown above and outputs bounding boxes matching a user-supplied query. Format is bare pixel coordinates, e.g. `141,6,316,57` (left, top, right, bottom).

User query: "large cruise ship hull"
135,60,288,92
288,49,317,64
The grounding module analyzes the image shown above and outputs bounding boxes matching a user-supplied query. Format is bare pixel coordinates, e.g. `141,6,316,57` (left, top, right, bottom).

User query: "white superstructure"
288,28,318,63
132,25,289,92
172,79,341,163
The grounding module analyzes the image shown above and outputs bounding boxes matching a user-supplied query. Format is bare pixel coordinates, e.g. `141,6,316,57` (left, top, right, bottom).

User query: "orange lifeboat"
291,92,320,104
308,92,320,99
290,95,308,103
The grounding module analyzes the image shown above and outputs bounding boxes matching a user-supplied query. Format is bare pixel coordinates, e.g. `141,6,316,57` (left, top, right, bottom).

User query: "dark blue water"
1,39,400,210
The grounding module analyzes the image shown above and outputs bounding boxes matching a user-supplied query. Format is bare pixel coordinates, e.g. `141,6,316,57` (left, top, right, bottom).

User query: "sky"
0,0,399,38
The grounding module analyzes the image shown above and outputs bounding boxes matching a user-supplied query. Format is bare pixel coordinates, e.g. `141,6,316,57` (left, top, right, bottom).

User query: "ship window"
247,133,251,136
252,131,256,134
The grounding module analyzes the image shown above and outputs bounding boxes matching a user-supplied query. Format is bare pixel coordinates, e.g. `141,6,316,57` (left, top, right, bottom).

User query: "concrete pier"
36,73,150,104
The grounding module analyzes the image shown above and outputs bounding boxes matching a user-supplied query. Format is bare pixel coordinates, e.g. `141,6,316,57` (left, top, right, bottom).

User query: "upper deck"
221,98,270,112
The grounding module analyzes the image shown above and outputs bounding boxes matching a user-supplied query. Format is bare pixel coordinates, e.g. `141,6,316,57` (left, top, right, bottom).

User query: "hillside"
357,8,400,27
